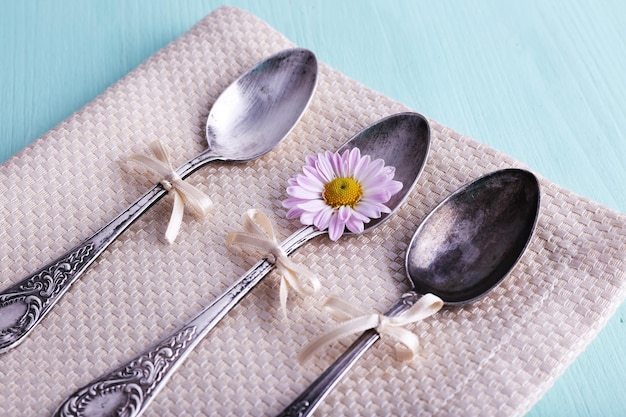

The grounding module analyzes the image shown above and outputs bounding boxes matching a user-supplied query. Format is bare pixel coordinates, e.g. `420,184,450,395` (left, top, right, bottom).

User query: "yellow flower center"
323,177,363,208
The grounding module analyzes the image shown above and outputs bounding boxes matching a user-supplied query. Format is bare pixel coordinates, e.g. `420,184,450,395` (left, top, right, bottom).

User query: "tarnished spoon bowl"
407,168,540,305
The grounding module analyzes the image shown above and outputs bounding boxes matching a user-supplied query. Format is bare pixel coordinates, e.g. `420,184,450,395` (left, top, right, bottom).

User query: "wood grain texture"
0,1,624,415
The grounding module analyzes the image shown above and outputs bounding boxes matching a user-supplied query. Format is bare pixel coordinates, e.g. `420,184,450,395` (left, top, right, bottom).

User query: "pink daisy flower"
282,148,403,241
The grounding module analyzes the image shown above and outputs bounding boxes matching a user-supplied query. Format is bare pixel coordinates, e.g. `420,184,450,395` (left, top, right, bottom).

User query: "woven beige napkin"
1,6,625,417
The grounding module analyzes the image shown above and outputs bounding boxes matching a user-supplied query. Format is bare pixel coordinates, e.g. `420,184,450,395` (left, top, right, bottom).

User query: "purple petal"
328,214,346,241
328,150,344,178
286,206,305,219
362,188,393,203
346,216,365,234
352,153,371,179
337,205,352,222
362,178,402,199
354,200,385,218
347,148,361,176
287,185,320,200
338,149,352,177
387,179,403,195
300,211,316,225
302,165,326,183
357,162,388,187
361,175,402,197
315,152,336,183
305,154,318,166
349,209,370,223
313,206,334,230
298,199,328,212
358,171,388,187
296,174,325,193
282,196,308,209
362,199,393,215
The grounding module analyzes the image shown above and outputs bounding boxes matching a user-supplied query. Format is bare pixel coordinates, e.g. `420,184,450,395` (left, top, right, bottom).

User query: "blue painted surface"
1,1,624,415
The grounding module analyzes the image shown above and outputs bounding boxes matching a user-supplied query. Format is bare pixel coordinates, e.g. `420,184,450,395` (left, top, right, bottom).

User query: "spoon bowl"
203,48,318,161
279,168,540,417
407,168,540,304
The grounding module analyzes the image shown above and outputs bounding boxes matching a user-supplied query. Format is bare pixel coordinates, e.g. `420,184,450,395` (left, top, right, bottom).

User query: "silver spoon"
278,168,540,417
52,112,431,417
0,48,318,354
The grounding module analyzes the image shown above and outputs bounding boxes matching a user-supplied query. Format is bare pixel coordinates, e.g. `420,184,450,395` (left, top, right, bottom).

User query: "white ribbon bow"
127,139,213,243
298,293,444,363
226,209,321,318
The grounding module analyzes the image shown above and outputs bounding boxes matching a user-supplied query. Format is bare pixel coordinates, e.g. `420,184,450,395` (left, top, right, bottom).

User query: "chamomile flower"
283,148,402,240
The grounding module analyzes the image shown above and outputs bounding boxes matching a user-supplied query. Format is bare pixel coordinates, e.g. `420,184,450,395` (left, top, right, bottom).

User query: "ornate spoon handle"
0,155,212,354
277,292,420,417
53,225,323,417
0,185,166,354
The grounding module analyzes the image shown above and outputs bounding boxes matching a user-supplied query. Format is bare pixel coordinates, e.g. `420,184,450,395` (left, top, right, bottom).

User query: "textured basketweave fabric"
1,6,625,417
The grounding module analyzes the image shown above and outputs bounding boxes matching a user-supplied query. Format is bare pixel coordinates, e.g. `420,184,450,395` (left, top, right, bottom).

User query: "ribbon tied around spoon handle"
277,291,442,417
298,293,442,363
226,209,321,318
127,139,213,243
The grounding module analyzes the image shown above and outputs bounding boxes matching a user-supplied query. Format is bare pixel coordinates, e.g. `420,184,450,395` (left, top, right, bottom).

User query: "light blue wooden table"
1,1,624,415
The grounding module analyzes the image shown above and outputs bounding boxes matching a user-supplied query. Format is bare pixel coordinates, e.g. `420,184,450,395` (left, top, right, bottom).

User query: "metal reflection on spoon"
407,168,540,304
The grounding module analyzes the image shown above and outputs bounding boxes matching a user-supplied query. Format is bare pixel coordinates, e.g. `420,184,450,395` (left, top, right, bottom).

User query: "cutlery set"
0,49,539,417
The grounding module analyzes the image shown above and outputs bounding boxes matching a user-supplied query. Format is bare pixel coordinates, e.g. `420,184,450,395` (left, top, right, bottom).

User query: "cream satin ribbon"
298,293,444,363
127,140,213,243
226,209,321,318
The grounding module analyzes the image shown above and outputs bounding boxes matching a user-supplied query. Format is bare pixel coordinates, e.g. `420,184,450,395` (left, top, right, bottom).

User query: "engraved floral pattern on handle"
52,225,324,417
0,243,94,350
55,325,197,417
